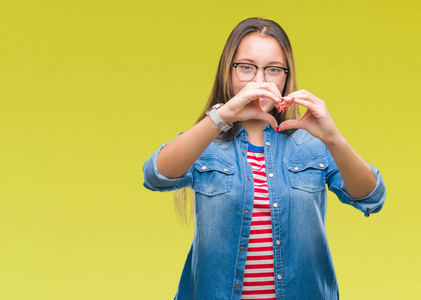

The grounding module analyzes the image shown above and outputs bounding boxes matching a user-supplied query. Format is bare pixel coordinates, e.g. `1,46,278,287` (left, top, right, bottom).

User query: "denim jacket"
143,125,386,300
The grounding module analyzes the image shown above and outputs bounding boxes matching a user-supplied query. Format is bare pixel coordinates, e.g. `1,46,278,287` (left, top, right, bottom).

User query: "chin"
260,98,275,113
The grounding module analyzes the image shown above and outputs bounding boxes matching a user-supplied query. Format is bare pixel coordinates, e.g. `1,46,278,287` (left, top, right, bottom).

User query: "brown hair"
175,17,300,224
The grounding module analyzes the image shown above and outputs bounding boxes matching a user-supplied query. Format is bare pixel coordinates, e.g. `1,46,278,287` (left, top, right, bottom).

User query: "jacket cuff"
143,143,190,192
336,164,386,217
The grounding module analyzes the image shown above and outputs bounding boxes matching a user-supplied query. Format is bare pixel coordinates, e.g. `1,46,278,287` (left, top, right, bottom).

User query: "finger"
286,89,310,98
261,83,285,111
257,97,282,112
292,97,329,120
254,110,278,131
285,90,320,104
279,97,294,108
290,97,315,109
277,98,289,113
259,82,283,100
249,89,281,103
277,119,303,132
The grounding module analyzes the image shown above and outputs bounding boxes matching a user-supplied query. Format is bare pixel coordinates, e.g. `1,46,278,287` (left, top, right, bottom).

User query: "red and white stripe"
241,149,276,300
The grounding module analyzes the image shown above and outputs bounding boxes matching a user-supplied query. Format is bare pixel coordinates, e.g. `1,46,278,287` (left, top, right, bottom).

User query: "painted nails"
277,99,287,113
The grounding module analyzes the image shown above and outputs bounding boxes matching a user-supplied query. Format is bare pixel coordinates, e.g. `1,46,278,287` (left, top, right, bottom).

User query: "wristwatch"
206,103,233,132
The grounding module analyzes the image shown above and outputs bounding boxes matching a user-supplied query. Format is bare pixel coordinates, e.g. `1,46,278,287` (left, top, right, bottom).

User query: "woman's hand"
217,82,283,131
277,89,377,198
277,89,341,145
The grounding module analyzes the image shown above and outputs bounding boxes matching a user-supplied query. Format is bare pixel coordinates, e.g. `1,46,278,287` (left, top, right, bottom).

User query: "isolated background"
1,0,420,299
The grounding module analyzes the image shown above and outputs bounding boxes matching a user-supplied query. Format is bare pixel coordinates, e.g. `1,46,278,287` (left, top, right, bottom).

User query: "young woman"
143,17,386,300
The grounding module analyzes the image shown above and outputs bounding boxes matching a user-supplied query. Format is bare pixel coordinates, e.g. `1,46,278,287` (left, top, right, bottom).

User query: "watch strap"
206,104,233,132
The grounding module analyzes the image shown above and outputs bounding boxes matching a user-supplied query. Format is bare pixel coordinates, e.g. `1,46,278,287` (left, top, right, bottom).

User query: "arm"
157,116,222,179
323,135,376,198
278,89,376,198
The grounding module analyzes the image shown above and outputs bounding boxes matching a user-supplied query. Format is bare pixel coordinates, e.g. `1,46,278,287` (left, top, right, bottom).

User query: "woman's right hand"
217,82,284,131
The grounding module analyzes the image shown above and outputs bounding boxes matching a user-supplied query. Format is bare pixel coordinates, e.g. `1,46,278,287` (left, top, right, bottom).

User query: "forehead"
234,32,286,64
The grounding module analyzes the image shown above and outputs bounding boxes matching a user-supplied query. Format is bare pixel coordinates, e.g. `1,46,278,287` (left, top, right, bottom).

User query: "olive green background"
1,0,420,299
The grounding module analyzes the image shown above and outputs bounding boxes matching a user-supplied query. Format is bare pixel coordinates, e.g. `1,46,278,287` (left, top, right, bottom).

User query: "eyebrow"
236,58,287,67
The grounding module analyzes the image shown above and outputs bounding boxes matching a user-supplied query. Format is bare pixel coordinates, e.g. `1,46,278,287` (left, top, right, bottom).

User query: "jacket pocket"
193,157,234,196
285,157,328,193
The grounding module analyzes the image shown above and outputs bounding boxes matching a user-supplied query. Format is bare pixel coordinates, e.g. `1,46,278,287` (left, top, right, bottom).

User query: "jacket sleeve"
325,148,386,217
143,142,194,192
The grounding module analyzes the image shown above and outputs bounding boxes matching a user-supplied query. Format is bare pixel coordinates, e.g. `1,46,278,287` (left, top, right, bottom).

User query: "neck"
241,119,267,147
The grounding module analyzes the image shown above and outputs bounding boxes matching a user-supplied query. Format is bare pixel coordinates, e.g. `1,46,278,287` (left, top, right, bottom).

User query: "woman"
143,17,386,300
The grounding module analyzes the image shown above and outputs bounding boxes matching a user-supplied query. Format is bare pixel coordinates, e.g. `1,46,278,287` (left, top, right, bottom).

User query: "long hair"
175,17,300,224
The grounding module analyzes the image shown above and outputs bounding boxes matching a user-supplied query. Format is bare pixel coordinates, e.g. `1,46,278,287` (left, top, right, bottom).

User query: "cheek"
231,74,247,95
279,79,287,96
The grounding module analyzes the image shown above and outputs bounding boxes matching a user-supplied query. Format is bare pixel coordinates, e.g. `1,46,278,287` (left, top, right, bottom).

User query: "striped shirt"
241,143,276,300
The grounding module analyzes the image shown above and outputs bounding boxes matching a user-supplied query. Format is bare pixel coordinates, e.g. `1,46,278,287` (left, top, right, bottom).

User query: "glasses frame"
231,62,289,85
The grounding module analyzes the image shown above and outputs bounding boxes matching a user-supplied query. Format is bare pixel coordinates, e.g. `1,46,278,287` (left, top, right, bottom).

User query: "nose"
253,67,266,83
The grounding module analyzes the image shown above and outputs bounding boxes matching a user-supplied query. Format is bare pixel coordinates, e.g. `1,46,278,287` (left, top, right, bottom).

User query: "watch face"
206,103,223,115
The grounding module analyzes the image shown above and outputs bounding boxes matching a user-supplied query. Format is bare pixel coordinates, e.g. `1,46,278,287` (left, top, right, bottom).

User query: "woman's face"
231,32,287,113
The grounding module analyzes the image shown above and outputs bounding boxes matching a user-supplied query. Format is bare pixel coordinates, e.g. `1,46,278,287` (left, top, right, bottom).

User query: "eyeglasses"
231,62,289,85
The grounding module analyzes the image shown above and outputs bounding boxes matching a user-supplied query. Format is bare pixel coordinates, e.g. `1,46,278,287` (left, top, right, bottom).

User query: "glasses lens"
265,67,287,85
235,63,256,81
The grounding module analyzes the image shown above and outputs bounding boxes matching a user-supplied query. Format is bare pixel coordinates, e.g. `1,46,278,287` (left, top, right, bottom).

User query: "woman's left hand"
277,89,341,145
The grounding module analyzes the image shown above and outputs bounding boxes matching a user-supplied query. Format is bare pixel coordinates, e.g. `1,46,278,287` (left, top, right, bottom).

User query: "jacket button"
247,177,251,181
244,210,249,216
201,166,207,171
223,168,228,172
242,132,246,137
268,173,274,178
294,167,299,171
266,142,270,146
273,203,278,208
276,240,281,245
242,152,245,156
235,282,240,287
277,274,282,280
240,247,244,252
319,163,324,168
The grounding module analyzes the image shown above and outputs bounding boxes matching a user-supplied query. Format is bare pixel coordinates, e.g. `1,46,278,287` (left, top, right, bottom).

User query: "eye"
267,67,282,74
238,64,254,72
